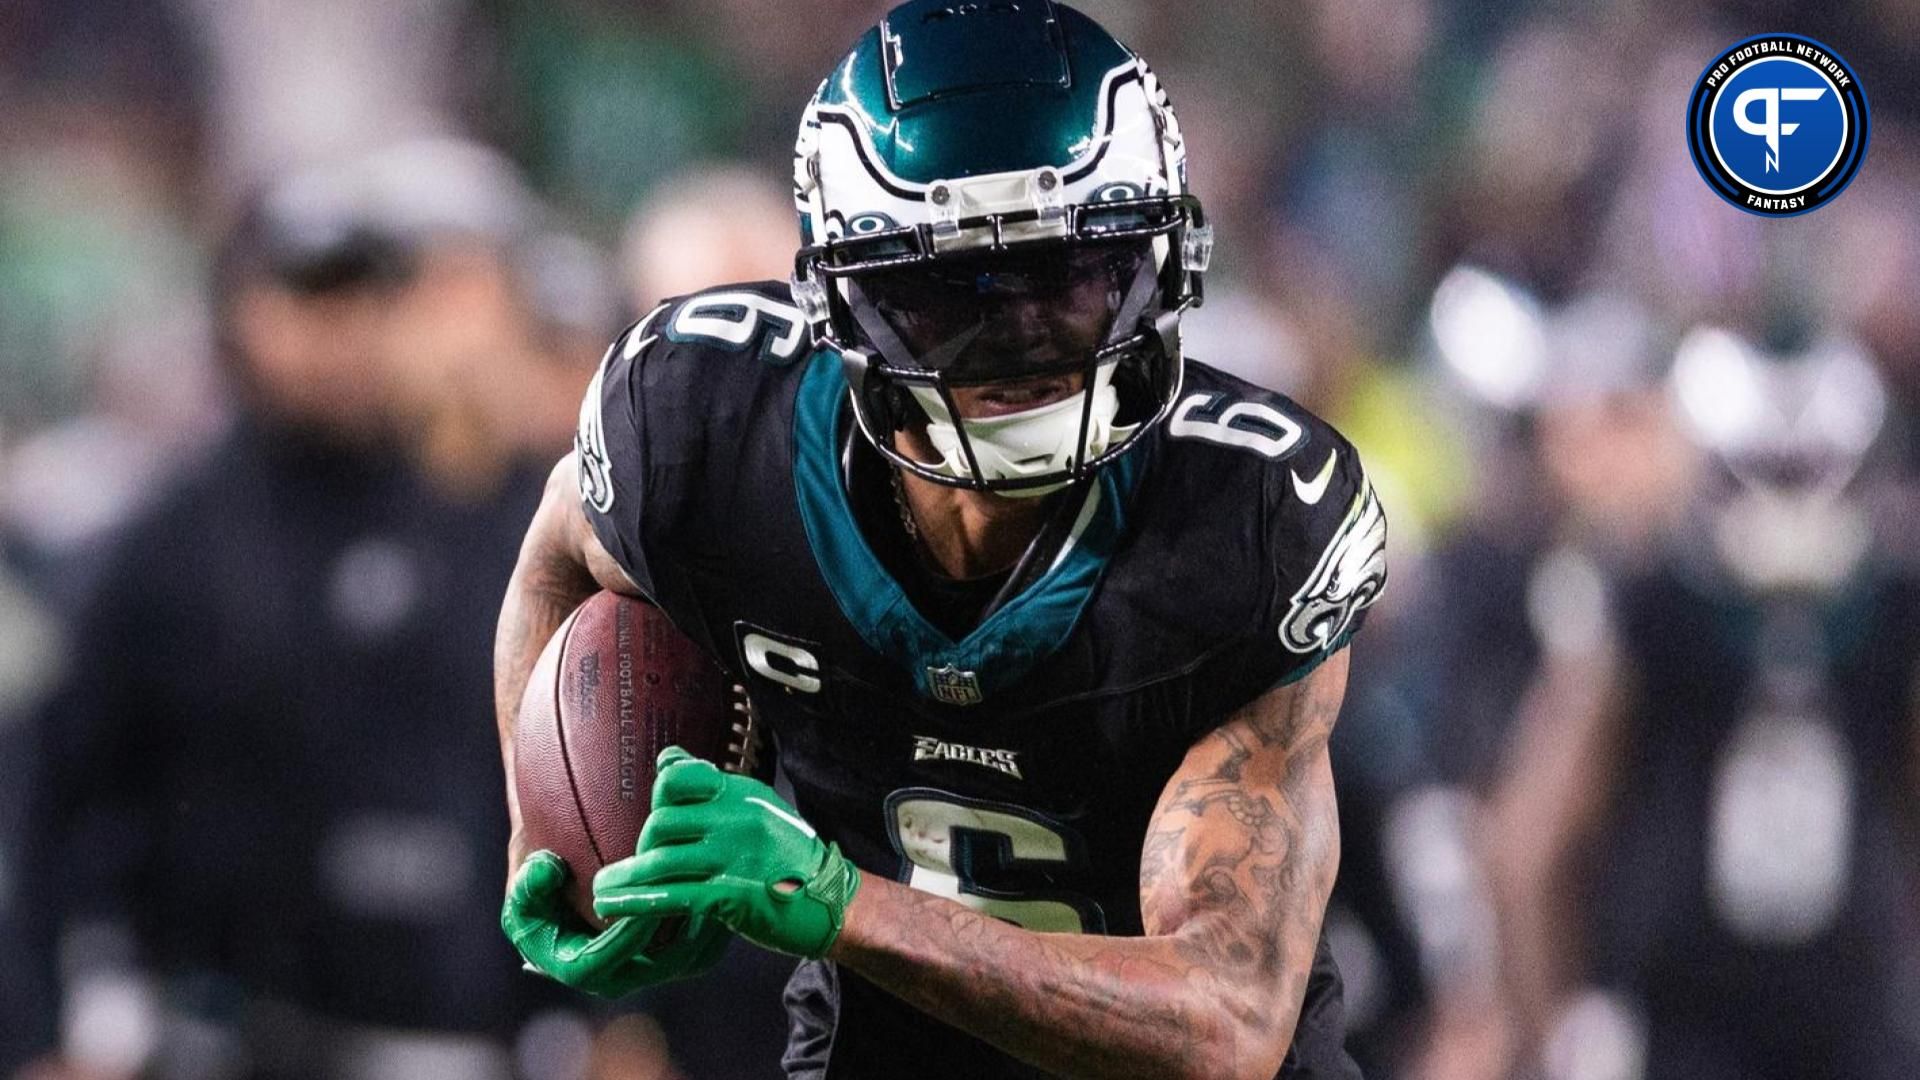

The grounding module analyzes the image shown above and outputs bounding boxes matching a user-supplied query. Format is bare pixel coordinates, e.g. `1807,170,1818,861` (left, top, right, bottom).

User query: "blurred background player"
617,166,797,310
1484,320,1920,1080
5,143,616,1080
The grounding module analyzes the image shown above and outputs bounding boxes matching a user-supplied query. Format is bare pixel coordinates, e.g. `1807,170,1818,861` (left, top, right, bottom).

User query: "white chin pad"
908,363,1135,495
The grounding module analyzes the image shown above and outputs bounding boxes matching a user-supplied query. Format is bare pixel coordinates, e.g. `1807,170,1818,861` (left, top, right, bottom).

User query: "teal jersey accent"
1279,629,1355,687
791,351,1140,702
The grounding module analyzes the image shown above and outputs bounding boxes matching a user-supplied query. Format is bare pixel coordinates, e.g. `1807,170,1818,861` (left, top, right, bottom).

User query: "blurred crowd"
2,1,1918,1078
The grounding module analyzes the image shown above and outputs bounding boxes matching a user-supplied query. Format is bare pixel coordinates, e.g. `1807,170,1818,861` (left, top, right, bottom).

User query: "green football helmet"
791,0,1212,496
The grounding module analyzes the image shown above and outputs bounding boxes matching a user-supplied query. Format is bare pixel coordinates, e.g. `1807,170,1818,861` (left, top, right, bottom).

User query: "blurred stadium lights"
1539,292,1661,404
62,971,162,1079
1669,327,1770,455
1427,265,1549,412
1542,988,1647,1080
1429,268,1669,419
1710,484,1875,592
1670,325,1887,490
3,1,1918,1076
0,571,61,719
1524,546,1613,660
255,140,520,241
1383,784,1501,992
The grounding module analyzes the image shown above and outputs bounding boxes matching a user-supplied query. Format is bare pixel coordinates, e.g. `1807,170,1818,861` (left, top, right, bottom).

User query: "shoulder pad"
575,281,819,597
1153,361,1387,689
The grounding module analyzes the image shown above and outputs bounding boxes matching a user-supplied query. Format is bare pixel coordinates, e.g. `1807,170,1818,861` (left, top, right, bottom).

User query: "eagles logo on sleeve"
1281,474,1388,654
576,351,616,514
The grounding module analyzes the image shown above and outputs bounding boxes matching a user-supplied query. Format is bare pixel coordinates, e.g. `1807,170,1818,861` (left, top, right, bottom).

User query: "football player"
493,3,1388,1077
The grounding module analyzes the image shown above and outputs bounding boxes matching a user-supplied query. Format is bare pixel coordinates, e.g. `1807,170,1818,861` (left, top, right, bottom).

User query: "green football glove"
501,849,731,998
593,747,861,959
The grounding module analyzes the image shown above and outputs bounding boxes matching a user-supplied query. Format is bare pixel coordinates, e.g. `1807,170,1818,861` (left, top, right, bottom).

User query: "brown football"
513,592,753,927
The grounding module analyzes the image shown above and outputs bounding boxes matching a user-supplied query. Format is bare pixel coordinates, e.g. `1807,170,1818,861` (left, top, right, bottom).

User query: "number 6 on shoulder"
1168,392,1304,459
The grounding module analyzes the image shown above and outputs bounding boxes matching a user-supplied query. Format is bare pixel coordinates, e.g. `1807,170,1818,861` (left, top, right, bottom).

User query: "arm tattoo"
833,652,1351,1080
492,467,600,737
841,875,1241,1078
493,457,610,875
492,541,596,735
1138,655,1347,1044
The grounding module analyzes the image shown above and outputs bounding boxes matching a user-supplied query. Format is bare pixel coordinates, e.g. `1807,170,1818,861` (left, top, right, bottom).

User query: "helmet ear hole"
843,347,930,442
885,384,919,432
1109,360,1156,426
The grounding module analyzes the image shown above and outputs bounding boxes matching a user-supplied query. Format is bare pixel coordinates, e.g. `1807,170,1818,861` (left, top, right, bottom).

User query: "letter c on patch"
744,632,823,694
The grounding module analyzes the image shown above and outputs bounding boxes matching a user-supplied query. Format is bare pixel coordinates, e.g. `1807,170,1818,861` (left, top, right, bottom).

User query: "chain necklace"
890,467,921,542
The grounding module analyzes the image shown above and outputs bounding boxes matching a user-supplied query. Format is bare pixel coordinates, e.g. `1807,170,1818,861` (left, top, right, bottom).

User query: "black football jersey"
577,282,1385,1079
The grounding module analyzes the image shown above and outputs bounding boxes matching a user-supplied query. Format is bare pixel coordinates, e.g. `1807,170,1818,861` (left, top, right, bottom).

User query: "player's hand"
502,850,730,997
594,747,861,959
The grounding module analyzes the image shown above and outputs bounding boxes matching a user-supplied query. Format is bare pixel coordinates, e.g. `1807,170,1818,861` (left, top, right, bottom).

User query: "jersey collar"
792,350,1142,705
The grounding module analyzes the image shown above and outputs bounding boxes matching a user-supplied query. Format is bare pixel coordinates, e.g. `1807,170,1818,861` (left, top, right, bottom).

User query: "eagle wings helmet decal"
1280,475,1388,654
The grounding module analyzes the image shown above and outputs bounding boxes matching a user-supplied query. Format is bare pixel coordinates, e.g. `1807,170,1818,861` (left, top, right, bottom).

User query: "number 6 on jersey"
886,790,1103,934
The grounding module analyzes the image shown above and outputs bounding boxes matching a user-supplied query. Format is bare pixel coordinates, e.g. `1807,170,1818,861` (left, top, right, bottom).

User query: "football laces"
725,683,765,778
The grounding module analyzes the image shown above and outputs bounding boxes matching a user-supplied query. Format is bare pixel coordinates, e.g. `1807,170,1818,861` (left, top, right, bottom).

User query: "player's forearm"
827,661,1349,1080
492,540,597,736
830,875,1303,1080
493,461,601,871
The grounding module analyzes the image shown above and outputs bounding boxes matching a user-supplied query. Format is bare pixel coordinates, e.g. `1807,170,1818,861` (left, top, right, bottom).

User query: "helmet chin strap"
908,362,1136,497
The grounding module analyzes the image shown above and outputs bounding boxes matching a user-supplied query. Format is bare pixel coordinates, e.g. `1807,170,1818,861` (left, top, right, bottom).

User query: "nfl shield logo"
927,665,984,707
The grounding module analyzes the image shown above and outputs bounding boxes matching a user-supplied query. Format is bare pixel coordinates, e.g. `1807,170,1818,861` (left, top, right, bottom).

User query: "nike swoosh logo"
747,796,818,839
1291,450,1339,505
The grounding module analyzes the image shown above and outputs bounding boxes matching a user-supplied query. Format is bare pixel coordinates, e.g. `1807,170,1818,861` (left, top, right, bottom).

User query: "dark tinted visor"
846,239,1157,384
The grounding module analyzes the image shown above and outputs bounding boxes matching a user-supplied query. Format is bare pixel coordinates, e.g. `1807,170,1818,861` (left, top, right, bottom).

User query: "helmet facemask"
798,195,1207,495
